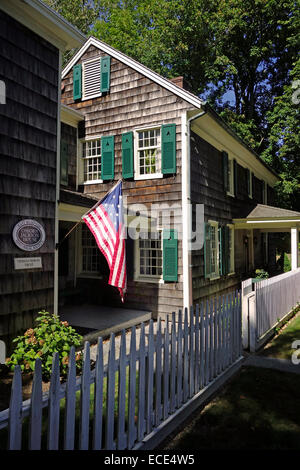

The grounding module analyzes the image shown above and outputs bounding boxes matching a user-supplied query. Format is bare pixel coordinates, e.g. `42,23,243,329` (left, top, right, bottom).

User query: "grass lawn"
260,310,300,360
161,367,300,450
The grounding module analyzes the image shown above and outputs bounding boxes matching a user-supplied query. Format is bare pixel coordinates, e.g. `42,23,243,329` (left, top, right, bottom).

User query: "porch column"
291,227,299,270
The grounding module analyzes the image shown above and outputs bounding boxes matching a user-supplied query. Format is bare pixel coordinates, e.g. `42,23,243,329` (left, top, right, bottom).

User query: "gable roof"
246,204,300,220
62,36,204,109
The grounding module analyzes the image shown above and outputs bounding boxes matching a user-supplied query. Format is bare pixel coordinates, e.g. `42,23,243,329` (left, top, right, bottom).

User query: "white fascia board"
61,104,84,126
1,0,86,50
62,37,203,109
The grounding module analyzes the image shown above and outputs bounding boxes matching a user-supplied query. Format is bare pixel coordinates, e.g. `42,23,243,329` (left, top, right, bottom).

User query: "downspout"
182,107,207,310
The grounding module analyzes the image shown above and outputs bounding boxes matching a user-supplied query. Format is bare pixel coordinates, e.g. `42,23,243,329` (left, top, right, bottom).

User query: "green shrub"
283,252,291,272
255,269,269,279
6,311,83,380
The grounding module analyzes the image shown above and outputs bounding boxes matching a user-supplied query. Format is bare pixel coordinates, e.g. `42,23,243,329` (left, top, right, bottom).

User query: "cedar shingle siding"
0,11,59,344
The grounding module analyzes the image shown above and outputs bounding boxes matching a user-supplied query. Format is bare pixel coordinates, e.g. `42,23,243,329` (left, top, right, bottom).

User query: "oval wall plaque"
12,219,46,252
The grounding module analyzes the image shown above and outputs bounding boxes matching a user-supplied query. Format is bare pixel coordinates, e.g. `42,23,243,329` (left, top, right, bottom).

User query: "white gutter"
182,109,207,310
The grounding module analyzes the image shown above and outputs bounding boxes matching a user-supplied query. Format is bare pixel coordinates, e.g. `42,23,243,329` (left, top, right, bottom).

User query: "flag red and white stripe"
82,180,127,302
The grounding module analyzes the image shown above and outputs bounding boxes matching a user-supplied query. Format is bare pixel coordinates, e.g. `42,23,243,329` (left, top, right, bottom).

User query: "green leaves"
6,311,84,380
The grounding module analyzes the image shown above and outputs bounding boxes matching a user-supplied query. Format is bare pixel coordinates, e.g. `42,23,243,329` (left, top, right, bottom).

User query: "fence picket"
183,308,189,402
64,347,76,450
204,301,209,385
163,317,170,419
217,296,222,375
128,326,137,449
8,365,22,450
194,304,200,393
176,311,183,408
79,342,91,450
29,358,42,450
155,319,162,426
93,337,104,450
146,320,155,434
106,334,116,450
47,352,60,450
138,323,146,441
189,306,194,398
199,302,204,389
117,330,127,450
170,313,177,413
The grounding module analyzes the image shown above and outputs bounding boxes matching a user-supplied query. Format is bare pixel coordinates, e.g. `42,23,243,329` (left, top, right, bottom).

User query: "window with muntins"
136,128,161,178
81,224,101,274
82,139,101,183
137,231,163,279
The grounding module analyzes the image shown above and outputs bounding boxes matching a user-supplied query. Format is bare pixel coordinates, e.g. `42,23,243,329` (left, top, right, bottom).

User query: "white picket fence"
242,268,300,352
0,291,243,450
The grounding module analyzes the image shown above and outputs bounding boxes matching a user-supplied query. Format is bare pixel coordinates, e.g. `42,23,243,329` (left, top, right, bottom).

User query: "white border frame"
133,124,163,181
82,57,103,101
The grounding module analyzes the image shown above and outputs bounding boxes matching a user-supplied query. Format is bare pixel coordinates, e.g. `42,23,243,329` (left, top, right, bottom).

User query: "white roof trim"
62,36,203,109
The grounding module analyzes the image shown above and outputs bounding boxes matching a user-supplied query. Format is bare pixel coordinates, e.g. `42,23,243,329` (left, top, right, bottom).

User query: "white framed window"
134,127,162,180
80,224,101,275
81,138,102,184
134,229,163,282
227,224,235,274
209,221,220,279
227,158,235,196
82,58,102,100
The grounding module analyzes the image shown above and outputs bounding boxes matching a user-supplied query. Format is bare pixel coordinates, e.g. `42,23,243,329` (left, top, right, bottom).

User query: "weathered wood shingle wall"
190,131,269,303
0,11,59,344
61,45,194,318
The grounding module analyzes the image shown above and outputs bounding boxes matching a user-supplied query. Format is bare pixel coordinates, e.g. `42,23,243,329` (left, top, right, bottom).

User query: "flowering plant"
6,311,83,379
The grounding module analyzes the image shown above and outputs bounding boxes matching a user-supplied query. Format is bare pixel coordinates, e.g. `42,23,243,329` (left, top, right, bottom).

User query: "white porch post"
291,227,299,270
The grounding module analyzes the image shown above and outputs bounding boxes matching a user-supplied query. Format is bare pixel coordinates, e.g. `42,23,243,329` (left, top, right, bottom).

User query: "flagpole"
55,179,123,250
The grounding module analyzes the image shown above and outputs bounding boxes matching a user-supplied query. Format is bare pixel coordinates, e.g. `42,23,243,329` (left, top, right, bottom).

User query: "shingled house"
0,0,85,348
58,36,300,323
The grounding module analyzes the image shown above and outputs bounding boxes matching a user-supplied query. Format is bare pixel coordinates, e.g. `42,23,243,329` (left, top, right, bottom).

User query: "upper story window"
82,139,102,183
135,128,162,179
82,58,101,100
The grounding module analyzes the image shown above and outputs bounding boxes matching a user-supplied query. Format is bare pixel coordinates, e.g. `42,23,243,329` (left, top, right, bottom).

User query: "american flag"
82,180,127,302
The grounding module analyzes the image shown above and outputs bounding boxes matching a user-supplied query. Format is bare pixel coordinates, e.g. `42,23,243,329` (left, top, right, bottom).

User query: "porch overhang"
233,204,300,231
233,204,300,270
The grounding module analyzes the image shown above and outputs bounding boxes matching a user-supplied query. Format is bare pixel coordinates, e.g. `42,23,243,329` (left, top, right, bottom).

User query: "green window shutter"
247,169,251,196
222,151,228,192
73,64,82,101
100,56,111,93
60,140,68,186
101,135,114,180
161,124,176,174
233,159,238,196
219,226,224,276
163,229,178,282
122,131,134,179
204,223,211,279
224,226,230,274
